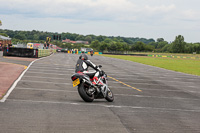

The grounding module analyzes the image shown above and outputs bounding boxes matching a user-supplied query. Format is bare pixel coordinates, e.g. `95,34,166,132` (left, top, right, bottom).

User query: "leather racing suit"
75,57,102,85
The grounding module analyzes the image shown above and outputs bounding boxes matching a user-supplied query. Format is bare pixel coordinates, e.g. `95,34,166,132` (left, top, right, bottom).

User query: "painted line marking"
27,69,72,73
26,71,73,75
30,66,73,70
110,86,200,94
108,76,142,92
19,80,71,85
32,63,72,67
15,87,76,92
29,68,74,71
0,54,53,102
114,94,200,101
7,99,200,113
22,75,67,80
14,87,200,101
109,81,199,88
109,80,161,86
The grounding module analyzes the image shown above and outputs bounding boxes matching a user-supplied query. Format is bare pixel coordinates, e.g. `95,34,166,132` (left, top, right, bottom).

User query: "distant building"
0,35,12,49
71,41,77,44
76,41,89,44
62,39,71,43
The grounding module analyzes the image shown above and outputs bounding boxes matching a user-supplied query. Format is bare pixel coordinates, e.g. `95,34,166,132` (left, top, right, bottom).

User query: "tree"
193,43,200,54
75,35,84,41
162,44,172,53
33,34,39,40
157,38,164,42
133,42,146,51
39,34,47,40
149,42,158,49
123,43,130,53
85,36,92,43
115,42,123,51
0,33,8,37
90,40,100,50
103,38,112,43
157,41,168,49
96,35,106,42
145,44,154,52
171,35,186,53
99,42,108,52
108,42,117,52
14,34,26,40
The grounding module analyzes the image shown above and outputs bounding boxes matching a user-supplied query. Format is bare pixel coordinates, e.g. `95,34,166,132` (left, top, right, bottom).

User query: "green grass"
101,54,200,76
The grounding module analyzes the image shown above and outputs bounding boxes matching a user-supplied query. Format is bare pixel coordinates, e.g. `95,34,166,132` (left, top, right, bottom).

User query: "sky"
0,0,200,43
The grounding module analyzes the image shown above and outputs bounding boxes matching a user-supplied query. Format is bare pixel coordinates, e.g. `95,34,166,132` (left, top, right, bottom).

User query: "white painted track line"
0,55,53,102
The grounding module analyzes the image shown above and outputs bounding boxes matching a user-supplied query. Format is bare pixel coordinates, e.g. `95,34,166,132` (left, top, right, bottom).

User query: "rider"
75,51,103,86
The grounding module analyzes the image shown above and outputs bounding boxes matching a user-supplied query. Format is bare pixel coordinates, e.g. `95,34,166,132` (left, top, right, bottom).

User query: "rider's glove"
100,70,105,76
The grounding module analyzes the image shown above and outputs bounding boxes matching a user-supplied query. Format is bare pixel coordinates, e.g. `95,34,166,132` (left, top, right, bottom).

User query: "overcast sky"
0,0,200,43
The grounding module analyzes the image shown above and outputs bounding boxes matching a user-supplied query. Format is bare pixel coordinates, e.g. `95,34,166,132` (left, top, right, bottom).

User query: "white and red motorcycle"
71,65,114,102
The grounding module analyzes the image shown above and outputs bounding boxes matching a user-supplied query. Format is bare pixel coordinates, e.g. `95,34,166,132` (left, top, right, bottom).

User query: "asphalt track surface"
0,53,200,133
0,51,35,98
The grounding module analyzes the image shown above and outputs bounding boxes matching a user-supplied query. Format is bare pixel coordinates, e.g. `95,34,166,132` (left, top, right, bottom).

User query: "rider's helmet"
79,51,88,60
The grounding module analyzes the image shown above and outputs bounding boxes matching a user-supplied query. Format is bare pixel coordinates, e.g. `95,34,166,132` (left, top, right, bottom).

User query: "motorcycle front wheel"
105,88,114,102
78,83,94,102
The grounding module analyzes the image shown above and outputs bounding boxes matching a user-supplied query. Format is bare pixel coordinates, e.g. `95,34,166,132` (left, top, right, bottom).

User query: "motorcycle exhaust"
82,79,100,93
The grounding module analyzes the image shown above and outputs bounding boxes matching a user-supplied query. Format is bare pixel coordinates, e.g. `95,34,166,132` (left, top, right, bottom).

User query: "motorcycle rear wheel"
78,83,94,102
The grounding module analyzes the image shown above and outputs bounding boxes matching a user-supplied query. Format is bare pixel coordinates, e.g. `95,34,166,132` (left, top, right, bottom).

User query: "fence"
3,47,56,58
38,49,56,57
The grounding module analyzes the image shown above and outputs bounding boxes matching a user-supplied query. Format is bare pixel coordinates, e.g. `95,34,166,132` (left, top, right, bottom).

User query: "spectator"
0,42,2,51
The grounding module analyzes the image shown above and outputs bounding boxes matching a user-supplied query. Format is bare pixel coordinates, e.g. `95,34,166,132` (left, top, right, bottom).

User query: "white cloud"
144,4,175,13
0,0,176,22
182,10,200,20
0,0,200,42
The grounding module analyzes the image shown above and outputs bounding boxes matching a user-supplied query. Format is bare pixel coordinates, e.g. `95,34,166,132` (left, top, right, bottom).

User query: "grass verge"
101,54,200,76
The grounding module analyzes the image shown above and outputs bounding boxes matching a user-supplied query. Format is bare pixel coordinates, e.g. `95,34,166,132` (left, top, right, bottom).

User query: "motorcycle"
90,51,93,56
71,65,114,102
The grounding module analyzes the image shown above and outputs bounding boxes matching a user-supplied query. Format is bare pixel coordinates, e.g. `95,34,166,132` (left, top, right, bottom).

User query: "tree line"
0,29,154,44
0,29,200,54
88,35,200,54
